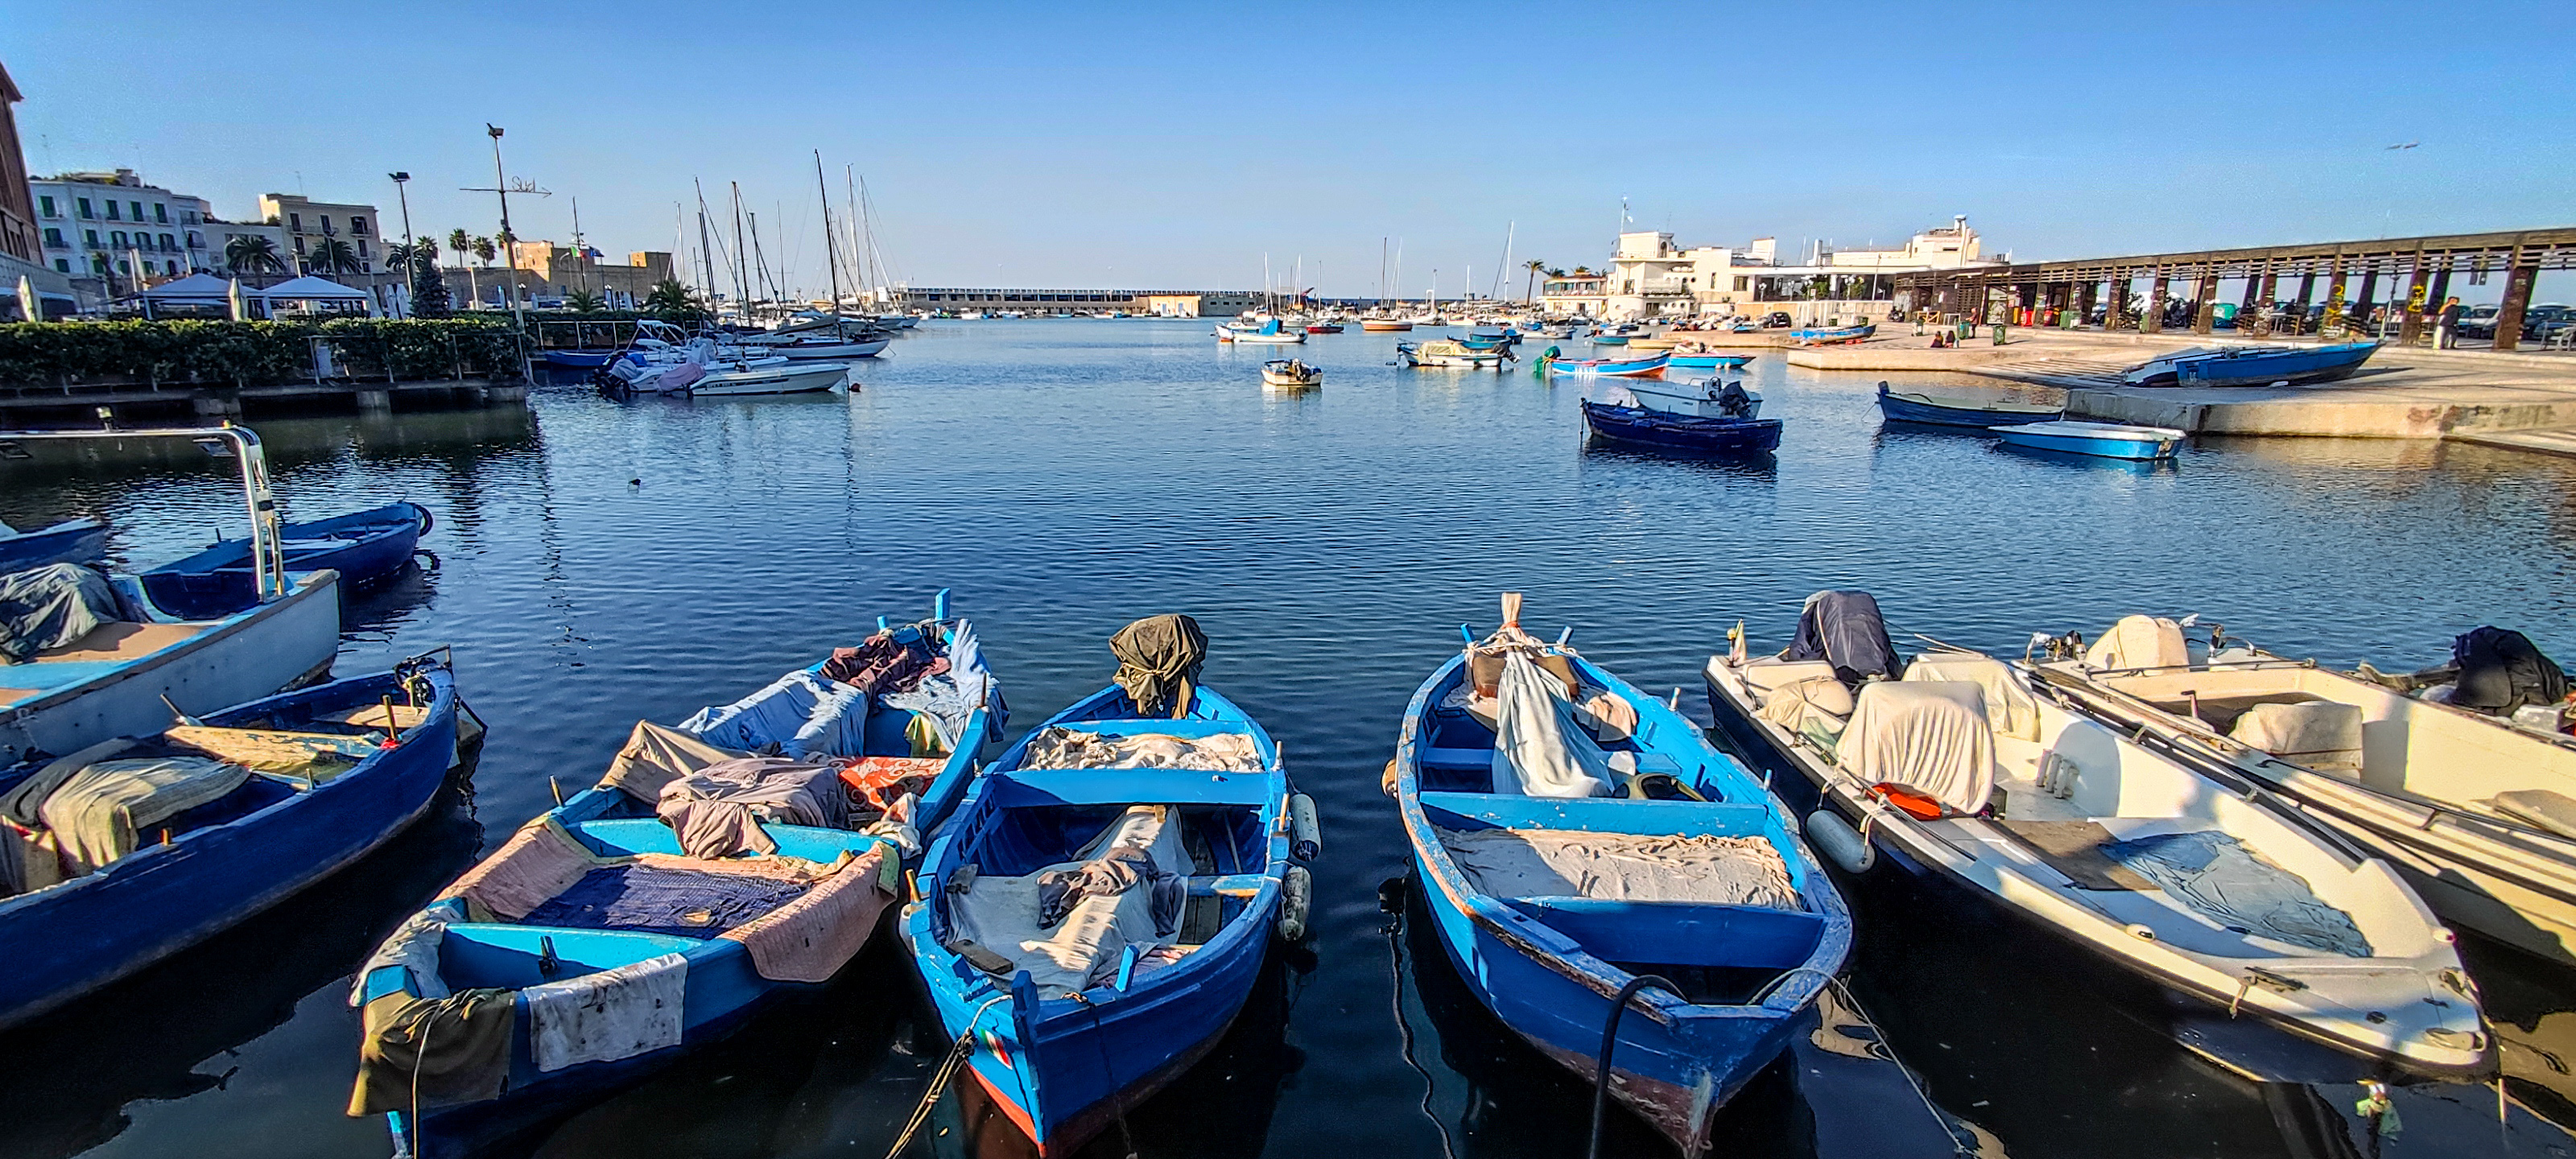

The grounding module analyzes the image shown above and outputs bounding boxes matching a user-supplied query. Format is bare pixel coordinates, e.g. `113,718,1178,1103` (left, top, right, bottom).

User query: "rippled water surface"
5,319,2573,1159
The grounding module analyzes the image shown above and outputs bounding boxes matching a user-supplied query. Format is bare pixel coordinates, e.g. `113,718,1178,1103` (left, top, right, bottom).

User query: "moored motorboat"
0,517,108,575
2025,616,2576,965
358,594,998,1156
1397,340,1506,369
1581,379,1780,455
1703,592,2493,1082
906,615,1309,1156
1591,333,1631,346
1538,349,1668,377
1875,382,2066,428
141,501,431,619
1992,420,2183,460
1218,317,1306,344
0,653,468,1031
1304,322,1344,334
538,349,618,369
1390,595,1849,1152
1260,358,1323,388
2122,341,2381,387
687,360,851,396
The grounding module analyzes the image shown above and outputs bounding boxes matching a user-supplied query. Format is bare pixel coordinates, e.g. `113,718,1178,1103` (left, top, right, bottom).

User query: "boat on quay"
2122,340,2382,387
1992,420,2184,460
1388,595,1849,1153
0,425,343,770
1538,349,1668,377
2023,617,2576,966
1703,592,2494,1083
1397,340,1507,369
0,516,108,575
1875,382,2065,428
357,593,999,1157
140,501,431,619
1260,358,1323,388
905,615,1313,1157
1580,380,1781,456
0,652,470,1032
1790,324,1876,345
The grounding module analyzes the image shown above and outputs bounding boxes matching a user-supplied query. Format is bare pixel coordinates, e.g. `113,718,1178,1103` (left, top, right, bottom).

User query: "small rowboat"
2122,340,2380,387
1541,351,1668,377
0,517,108,575
1261,358,1324,388
0,654,467,1031
1393,596,1848,1153
1790,324,1875,345
1591,333,1631,346
538,349,618,369
1397,340,1507,369
1875,382,2064,427
908,617,1311,1156
1992,420,2185,460
1666,353,1752,370
140,501,431,619
1359,319,1413,332
1581,400,1781,455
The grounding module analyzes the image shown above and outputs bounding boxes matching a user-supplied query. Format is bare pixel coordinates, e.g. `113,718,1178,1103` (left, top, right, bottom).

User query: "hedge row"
0,319,528,388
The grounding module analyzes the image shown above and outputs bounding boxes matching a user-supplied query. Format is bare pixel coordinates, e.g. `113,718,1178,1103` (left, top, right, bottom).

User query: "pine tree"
409,252,452,318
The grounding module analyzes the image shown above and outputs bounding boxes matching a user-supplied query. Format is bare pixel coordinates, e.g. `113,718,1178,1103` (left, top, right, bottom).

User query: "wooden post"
2144,270,2169,332
2191,265,2219,334
2494,245,2539,353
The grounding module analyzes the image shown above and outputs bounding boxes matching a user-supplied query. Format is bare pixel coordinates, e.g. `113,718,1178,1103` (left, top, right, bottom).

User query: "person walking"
2436,296,2465,349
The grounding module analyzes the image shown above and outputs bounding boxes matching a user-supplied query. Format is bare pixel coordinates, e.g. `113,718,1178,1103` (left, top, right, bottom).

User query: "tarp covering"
2085,616,2189,670
679,669,869,758
654,756,847,859
0,563,121,663
598,720,748,802
719,846,896,983
1904,653,2040,740
2453,626,2569,715
1837,681,1995,815
2231,701,2365,775
1786,590,1901,685
2104,830,2371,957
442,816,625,922
1109,613,1206,717
881,619,998,752
1018,728,1262,772
2492,790,2576,839
347,987,515,1115
524,951,687,1072
522,863,813,937
1438,827,1799,907
1493,650,1616,798
945,806,1197,997
34,753,250,875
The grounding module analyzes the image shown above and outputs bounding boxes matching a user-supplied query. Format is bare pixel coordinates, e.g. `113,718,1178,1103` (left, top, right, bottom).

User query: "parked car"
1761,311,1792,328
2455,303,2501,340
2523,303,2576,343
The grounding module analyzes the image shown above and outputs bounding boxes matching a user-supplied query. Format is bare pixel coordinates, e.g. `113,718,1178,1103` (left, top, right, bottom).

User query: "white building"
30,168,215,283
1546,217,2008,322
259,193,386,275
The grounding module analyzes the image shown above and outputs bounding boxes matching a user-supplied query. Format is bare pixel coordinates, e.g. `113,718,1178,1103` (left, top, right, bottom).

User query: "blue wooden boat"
0,517,108,575
1790,324,1875,345
364,594,997,1157
141,501,431,619
1874,382,2064,428
539,349,618,369
1666,353,1753,370
1390,599,1850,1153
2121,340,2380,387
1455,328,1520,351
1581,393,1781,455
1542,350,1669,377
906,648,1304,1157
0,653,464,1031
1591,333,1631,346
1993,419,2184,460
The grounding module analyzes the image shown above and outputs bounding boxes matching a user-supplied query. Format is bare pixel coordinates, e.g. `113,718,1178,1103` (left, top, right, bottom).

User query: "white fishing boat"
1260,358,1323,388
1394,340,1504,369
2028,616,2576,965
0,425,342,768
1703,592,2491,1083
687,359,850,396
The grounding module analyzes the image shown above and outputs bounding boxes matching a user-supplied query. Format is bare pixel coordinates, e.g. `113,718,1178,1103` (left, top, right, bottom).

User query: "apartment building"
259,193,387,274
29,169,213,281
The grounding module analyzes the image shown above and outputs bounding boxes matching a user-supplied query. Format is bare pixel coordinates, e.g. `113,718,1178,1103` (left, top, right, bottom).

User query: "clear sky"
6,0,2568,297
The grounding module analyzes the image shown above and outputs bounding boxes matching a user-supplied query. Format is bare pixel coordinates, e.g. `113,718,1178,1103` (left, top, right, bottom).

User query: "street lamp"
388,171,415,313
487,125,517,317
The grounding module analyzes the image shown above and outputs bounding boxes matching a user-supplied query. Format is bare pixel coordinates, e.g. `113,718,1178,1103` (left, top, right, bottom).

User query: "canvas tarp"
1785,590,1901,685
38,754,250,875
1904,653,2040,740
1018,728,1262,773
2105,830,2371,957
2085,616,2189,670
653,756,847,859
1438,827,1799,908
2231,701,2365,775
680,669,869,759
598,720,748,802
1109,613,1206,717
1837,681,1995,815
944,806,1195,997
524,951,687,1072
718,846,898,983
441,815,630,922
1493,650,1616,798
0,563,121,663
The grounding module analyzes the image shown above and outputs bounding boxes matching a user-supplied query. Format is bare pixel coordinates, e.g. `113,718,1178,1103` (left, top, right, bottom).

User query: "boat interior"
1413,658,1831,1007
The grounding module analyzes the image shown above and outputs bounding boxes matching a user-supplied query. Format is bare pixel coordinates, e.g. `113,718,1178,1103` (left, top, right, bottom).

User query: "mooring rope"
881,995,1007,1159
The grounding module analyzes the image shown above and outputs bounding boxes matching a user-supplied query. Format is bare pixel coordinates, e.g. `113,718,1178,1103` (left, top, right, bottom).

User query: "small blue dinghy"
1666,353,1753,370
1389,595,1850,1153
2122,340,2380,387
0,652,466,1031
906,614,1312,1156
1993,420,2185,460
0,517,108,575
1790,324,1876,345
142,501,431,618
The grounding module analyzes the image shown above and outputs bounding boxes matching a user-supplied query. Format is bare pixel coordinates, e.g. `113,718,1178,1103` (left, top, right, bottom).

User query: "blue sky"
6,0,2567,296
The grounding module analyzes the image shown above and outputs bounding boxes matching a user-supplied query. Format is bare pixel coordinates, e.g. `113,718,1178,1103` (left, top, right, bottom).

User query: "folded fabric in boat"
1438,827,1799,908
1758,675,1854,736
443,815,630,922
819,631,937,696
351,901,463,1005
720,845,898,983
0,563,121,663
2231,701,2365,775
1837,682,1995,815
1018,727,1262,772
1903,653,2039,740
524,952,688,1072
1109,613,1206,717
655,756,846,859
2491,789,2576,839
1494,650,1615,798
945,806,1195,996
2085,616,2189,670
2104,830,2371,957
883,668,981,754
680,670,869,759
1038,845,1183,935
598,720,749,802
38,754,251,875
838,755,945,815
347,987,516,1115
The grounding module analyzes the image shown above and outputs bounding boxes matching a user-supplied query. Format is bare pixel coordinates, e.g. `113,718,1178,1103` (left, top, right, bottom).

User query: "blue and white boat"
0,426,343,769
1539,350,1668,377
141,501,430,619
1455,327,1520,352
537,349,618,369
360,593,997,1157
1790,324,1875,345
1666,353,1753,370
1875,382,2065,428
1581,379,1780,455
1992,420,2184,460
0,517,108,575
1216,317,1305,344
1389,595,1850,1153
0,653,465,1030
906,617,1310,1156
2122,340,2380,387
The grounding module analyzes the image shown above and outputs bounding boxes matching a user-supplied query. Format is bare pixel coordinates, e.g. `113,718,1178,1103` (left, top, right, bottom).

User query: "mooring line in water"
1827,977,1972,1156
1384,885,1461,1159
883,994,1007,1159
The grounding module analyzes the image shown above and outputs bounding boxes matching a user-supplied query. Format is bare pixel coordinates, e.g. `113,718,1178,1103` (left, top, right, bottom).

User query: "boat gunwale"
0,570,341,718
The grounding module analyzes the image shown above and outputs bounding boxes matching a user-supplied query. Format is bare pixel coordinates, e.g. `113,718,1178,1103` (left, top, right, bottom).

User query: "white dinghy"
2027,616,2576,967
1702,592,2491,1082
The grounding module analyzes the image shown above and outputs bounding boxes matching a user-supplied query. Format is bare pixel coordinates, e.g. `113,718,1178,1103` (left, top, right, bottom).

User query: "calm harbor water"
3,318,2573,1159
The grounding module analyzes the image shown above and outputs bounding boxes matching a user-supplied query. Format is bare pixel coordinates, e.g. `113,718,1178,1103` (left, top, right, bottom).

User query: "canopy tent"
254,275,375,318
135,273,238,302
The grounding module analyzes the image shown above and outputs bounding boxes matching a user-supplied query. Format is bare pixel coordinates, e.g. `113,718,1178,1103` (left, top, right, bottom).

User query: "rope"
1826,977,1969,1156
1384,894,1460,1159
881,995,1007,1159
1067,992,1140,1159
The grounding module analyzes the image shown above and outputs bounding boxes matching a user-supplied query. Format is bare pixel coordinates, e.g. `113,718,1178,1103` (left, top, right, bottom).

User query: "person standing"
2436,296,2465,349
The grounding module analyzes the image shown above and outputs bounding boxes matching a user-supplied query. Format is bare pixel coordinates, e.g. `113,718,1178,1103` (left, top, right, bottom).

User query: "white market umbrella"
17,275,36,323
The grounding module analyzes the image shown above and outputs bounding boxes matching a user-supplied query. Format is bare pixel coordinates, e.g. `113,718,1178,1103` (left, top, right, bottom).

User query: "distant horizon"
8,1,2570,300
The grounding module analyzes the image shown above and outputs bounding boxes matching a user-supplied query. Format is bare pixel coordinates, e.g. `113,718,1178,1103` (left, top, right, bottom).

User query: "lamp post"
389,171,415,316
486,125,518,318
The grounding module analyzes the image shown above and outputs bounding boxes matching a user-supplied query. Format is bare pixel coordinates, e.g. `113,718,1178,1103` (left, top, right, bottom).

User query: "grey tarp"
1109,613,1206,717
0,563,121,662
1785,590,1901,685
2105,830,2372,957
654,757,847,858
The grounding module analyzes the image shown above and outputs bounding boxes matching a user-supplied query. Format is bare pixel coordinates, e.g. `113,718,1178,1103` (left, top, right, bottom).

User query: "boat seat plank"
1508,897,1826,971
989,768,1275,808
1996,819,2157,890
1420,791,1769,837
568,817,881,864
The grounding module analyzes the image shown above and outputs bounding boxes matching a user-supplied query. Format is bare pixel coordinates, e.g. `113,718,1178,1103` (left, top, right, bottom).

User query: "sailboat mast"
815,151,844,338
730,182,751,324
1378,237,1387,310
1492,221,1513,302
693,179,717,305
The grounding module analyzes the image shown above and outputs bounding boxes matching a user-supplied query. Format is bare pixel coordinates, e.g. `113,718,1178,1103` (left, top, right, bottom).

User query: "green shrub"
0,318,526,387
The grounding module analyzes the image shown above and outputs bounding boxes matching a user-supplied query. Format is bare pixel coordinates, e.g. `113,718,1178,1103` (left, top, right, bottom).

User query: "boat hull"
0,518,110,575
1875,385,2063,428
538,350,616,369
1359,320,1412,332
1582,402,1781,454
691,362,848,395
0,662,456,1030
142,501,430,618
1545,353,1669,377
1994,425,2179,460
1666,355,1752,369
1790,324,1876,345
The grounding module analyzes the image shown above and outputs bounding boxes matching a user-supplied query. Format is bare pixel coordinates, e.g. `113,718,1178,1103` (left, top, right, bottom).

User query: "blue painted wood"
1391,650,1852,1153
1874,383,2064,428
2174,340,2380,386
908,682,1292,1156
1666,353,1753,369
0,658,461,1031
139,501,431,617
0,518,109,575
1580,400,1782,455
1992,422,2182,460
539,349,617,369
1542,351,1670,377
1790,324,1876,344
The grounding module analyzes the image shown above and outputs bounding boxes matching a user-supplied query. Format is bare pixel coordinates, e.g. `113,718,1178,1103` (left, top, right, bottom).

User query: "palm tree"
1523,258,1546,303
564,288,604,312
224,235,285,276
644,278,705,320
308,237,361,275
469,236,498,310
